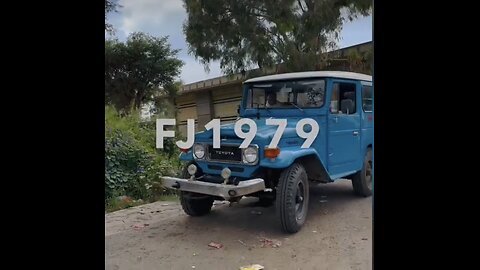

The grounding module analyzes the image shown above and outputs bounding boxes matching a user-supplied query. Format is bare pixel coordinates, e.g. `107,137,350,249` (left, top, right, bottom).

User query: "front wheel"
352,148,373,197
180,191,213,216
179,163,213,216
276,163,309,233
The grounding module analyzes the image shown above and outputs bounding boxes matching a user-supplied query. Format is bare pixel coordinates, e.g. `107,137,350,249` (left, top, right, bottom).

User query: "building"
174,41,372,135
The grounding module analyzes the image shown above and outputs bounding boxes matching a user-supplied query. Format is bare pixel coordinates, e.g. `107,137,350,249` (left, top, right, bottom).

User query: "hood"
196,117,300,143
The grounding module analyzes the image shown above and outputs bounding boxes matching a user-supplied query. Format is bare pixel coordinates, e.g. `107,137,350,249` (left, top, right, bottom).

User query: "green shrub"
105,129,152,199
105,106,182,206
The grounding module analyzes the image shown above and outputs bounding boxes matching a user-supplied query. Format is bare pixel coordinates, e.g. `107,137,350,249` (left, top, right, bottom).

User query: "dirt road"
105,179,372,270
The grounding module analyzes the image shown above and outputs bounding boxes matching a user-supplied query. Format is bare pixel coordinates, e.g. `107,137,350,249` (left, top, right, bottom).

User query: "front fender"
260,147,320,169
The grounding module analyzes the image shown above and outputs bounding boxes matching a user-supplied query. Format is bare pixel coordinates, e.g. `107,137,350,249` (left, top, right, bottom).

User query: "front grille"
208,145,242,162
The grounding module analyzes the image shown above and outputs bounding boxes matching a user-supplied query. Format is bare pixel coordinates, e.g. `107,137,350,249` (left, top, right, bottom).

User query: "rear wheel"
352,148,373,197
276,163,309,233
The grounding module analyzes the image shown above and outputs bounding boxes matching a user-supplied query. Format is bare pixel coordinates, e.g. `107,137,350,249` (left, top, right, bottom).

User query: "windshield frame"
242,77,327,110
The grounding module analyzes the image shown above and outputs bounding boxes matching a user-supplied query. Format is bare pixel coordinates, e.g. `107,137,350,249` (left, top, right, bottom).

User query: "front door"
327,80,361,178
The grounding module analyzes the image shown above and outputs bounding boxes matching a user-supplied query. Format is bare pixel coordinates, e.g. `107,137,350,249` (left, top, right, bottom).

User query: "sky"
107,0,372,84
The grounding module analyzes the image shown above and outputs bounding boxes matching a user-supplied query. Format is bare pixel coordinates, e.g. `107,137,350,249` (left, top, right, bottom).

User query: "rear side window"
362,85,373,112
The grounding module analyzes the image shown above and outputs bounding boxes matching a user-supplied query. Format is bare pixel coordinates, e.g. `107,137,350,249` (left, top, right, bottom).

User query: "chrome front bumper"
161,176,266,200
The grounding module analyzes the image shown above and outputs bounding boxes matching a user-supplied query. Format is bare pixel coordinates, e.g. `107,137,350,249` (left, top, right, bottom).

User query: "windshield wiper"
289,102,304,112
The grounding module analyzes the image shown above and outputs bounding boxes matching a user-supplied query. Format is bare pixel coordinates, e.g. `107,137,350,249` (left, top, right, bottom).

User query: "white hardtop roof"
244,71,372,83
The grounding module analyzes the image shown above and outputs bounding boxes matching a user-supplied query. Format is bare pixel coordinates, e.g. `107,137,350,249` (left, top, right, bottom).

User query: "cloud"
118,0,185,35
180,58,223,84
339,15,372,48
112,0,225,84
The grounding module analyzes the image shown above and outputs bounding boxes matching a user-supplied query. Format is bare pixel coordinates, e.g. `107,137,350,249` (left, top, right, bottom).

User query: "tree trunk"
134,91,143,110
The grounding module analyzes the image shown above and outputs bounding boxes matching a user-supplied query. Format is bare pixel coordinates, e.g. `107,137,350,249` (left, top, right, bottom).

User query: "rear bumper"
161,176,266,200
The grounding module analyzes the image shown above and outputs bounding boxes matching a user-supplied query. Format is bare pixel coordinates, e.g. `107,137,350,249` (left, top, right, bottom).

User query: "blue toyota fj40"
162,71,373,233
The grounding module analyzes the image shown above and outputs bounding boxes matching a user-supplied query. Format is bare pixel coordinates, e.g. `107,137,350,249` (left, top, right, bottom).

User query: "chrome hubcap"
295,181,306,220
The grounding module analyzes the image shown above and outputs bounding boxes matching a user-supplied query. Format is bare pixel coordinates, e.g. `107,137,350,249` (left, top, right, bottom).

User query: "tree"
183,0,372,74
105,32,184,113
144,81,183,120
105,0,120,34
345,47,372,74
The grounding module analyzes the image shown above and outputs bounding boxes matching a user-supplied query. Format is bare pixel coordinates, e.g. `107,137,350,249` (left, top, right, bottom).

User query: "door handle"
332,117,338,123
353,131,359,136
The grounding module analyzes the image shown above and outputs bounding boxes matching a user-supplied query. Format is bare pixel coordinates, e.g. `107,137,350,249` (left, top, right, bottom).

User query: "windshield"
245,79,325,109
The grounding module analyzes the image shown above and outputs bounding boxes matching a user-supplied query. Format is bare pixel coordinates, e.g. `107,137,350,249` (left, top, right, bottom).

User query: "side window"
330,82,356,115
362,85,373,112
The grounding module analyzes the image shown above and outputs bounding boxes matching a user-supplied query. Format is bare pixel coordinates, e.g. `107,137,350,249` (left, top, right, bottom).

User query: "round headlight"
243,147,258,163
193,144,205,159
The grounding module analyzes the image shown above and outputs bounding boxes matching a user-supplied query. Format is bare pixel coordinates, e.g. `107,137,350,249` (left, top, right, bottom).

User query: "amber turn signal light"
264,147,280,158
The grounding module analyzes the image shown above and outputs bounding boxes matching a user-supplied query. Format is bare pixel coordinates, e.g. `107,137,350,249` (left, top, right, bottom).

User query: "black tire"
352,148,373,197
180,191,213,216
276,162,309,233
179,163,213,216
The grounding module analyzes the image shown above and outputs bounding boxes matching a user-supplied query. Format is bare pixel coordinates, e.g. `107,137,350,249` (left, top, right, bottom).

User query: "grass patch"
105,197,145,213
105,192,180,213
